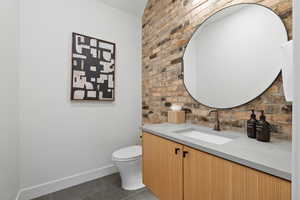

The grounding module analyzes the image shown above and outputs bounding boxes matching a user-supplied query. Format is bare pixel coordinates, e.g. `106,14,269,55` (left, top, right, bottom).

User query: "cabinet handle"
175,148,181,155
183,151,189,158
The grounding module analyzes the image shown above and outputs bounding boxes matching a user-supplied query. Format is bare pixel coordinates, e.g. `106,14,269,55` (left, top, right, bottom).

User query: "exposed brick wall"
142,0,293,139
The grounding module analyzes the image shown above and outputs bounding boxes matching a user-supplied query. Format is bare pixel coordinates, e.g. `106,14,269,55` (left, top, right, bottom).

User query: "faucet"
208,109,221,131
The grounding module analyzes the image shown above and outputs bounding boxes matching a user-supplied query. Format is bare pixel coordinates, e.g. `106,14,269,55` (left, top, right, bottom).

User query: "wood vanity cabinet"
142,132,183,200
142,132,291,200
183,146,291,200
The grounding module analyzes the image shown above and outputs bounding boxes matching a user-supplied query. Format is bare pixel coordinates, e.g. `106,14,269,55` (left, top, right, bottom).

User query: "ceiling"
100,0,148,17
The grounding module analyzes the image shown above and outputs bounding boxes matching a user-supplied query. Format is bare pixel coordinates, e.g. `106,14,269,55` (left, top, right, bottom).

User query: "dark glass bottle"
247,110,257,138
256,111,271,142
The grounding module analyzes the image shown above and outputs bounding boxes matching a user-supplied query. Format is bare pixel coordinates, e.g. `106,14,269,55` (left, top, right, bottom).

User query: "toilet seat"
112,145,142,162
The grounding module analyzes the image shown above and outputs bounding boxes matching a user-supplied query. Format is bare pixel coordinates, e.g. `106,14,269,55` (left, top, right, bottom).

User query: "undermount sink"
174,129,234,145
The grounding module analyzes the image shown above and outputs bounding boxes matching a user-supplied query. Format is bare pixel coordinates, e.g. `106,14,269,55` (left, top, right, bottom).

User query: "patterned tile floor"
32,173,158,200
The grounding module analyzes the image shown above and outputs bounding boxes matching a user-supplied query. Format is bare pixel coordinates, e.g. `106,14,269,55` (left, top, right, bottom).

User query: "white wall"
293,0,300,199
19,0,141,195
0,0,20,199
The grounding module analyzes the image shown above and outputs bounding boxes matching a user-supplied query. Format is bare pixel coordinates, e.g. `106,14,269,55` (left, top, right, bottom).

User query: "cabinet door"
210,155,247,200
183,146,246,200
142,132,183,200
183,146,213,200
246,168,291,200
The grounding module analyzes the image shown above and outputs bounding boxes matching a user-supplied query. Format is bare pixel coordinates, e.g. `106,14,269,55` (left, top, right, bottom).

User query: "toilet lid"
112,145,142,161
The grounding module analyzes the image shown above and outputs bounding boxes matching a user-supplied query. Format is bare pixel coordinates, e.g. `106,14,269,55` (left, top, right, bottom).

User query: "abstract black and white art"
71,33,115,101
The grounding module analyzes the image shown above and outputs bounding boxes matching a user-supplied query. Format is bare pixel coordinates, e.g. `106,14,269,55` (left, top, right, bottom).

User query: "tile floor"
32,173,158,200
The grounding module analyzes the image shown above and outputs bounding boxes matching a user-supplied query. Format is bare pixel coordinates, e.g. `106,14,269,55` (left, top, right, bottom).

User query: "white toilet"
112,145,145,190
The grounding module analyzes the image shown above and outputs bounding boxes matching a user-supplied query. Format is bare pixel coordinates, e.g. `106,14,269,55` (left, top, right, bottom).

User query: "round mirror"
183,4,288,109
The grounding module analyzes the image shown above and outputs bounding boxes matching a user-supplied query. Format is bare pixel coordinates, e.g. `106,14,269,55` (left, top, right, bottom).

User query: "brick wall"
142,0,293,139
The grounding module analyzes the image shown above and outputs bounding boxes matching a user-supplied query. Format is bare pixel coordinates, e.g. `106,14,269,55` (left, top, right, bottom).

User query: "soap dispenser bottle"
256,111,271,142
247,110,257,138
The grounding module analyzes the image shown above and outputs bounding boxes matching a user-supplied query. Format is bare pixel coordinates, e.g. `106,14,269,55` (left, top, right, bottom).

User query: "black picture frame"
71,32,116,101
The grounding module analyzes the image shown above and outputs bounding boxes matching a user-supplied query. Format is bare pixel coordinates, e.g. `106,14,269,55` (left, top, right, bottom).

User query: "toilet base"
114,158,145,191
122,182,145,191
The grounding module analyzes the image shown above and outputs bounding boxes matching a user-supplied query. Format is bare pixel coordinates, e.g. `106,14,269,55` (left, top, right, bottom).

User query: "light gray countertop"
142,123,292,181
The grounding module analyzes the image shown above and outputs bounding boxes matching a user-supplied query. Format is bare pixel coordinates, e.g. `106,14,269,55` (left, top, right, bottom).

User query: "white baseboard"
17,165,118,200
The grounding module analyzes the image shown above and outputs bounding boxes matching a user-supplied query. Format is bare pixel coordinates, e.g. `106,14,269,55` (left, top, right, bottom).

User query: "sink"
174,129,234,145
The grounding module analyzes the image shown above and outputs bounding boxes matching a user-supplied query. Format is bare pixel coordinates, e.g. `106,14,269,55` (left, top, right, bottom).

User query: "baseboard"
17,165,118,200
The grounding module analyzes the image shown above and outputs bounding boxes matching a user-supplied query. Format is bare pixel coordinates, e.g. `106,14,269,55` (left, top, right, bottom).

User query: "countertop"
142,123,292,181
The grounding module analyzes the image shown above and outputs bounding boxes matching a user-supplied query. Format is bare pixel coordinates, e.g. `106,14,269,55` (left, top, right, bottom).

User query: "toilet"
112,145,145,190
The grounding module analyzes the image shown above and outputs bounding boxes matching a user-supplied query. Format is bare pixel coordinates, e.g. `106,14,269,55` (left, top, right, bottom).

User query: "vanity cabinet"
142,132,291,200
142,132,183,200
183,146,291,200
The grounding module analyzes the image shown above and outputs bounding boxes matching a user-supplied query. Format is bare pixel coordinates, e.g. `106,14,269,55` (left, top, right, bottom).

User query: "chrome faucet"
208,110,221,131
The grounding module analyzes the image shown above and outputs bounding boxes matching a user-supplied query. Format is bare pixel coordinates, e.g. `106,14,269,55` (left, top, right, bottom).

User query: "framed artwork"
71,32,115,101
